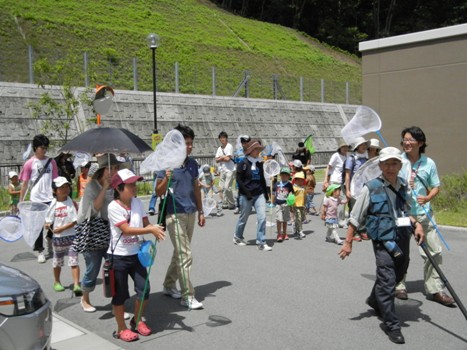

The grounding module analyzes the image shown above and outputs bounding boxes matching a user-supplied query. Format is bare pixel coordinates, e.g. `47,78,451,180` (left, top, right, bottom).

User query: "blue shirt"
400,153,440,216
157,157,199,214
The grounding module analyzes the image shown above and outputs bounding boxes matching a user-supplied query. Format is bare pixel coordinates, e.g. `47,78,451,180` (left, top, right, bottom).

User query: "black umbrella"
60,127,152,154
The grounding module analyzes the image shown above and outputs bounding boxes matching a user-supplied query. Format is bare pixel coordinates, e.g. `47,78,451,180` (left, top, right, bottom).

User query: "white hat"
292,159,303,168
53,176,70,188
8,171,18,179
379,147,402,162
351,137,367,151
367,138,381,149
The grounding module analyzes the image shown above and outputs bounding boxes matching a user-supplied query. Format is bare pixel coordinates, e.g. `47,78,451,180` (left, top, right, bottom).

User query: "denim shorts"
111,254,150,306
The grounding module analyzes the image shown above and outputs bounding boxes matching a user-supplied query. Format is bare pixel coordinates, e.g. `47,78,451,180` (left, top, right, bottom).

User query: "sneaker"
299,231,306,238
257,243,272,251
283,234,289,240
216,211,223,217
163,286,182,299
53,282,65,292
73,285,83,297
112,310,131,320
147,209,155,216
336,240,344,245
181,296,203,310
325,237,335,243
233,207,240,214
233,237,247,246
37,252,46,264
276,235,283,242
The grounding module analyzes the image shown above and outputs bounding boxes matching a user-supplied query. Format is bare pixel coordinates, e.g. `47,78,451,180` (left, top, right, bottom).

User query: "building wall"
0,82,357,167
360,24,467,175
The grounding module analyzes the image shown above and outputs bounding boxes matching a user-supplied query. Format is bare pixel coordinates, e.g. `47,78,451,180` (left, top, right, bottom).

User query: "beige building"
359,23,467,175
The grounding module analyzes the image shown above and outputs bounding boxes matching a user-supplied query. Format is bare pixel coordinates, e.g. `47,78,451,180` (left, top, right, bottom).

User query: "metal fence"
0,44,361,104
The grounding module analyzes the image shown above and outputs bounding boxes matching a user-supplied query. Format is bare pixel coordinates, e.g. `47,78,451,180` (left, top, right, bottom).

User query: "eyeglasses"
401,138,417,143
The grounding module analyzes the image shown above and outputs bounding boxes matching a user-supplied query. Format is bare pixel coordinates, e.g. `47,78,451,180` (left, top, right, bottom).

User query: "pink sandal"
113,329,139,342
130,317,152,336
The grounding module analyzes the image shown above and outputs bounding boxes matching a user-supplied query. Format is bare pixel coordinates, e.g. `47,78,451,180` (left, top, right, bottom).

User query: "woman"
78,154,126,313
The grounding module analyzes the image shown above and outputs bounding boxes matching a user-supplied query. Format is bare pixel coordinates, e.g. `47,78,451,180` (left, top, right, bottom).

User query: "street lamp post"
146,33,161,149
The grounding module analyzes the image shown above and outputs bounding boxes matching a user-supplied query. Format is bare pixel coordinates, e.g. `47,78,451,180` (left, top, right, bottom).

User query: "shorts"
275,204,290,222
111,254,150,306
53,235,79,268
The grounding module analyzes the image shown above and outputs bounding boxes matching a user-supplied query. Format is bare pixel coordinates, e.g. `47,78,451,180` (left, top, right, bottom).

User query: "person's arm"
53,221,77,234
155,169,171,197
193,177,206,227
321,201,327,221
410,217,425,245
19,179,29,202
8,184,21,195
93,181,110,212
345,170,352,200
323,164,332,190
118,221,165,240
417,186,439,206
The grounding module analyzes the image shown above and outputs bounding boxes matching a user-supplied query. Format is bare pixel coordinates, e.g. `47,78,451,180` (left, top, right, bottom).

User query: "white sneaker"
233,208,240,214
37,252,46,263
258,243,272,251
233,237,247,246
163,286,182,299
299,231,306,238
112,310,131,320
181,296,203,310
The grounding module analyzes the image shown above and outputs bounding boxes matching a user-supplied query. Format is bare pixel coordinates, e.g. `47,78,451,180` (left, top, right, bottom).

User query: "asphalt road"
1,190,467,350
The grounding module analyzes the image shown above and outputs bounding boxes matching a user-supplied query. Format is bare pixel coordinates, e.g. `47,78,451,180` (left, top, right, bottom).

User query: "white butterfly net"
341,105,382,145
140,129,187,174
0,216,24,242
18,202,49,248
263,159,281,178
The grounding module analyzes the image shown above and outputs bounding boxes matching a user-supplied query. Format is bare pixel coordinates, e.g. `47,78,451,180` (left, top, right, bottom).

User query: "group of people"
11,124,454,345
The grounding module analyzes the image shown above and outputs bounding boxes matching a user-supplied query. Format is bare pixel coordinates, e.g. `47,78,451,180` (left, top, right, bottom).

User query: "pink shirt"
323,196,345,220
19,157,58,202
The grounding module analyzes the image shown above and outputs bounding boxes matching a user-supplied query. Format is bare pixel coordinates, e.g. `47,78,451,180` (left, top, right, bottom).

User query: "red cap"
111,169,143,189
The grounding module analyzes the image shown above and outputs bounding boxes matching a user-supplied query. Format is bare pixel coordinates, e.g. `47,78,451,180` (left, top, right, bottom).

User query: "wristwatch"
198,210,204,215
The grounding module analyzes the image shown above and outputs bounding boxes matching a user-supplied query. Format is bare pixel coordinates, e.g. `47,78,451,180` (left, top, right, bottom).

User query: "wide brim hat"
351,136,367,151
337,139,349,151
96,153,130,171
244,139,265,156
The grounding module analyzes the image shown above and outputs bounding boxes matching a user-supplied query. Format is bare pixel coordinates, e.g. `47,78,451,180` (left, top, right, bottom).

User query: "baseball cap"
53,176,70,188
379,147,402,162
326,184,341,197
111,169,143,189
8,171,18,179
294,172,305,180
303,165,315,171
292,159,303,168
280,167,291,175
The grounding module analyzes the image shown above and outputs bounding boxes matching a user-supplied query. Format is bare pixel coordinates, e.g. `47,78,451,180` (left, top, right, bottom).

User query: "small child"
272,167,294,242
108,169,165,342
304,165,318,215
198,165,214,198
45,177,81,295
292,172,306,239
76,162,92,198
321,184,347,245
8,171,21,215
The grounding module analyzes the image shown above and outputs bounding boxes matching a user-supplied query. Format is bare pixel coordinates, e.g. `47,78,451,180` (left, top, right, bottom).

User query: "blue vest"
365,177,408,242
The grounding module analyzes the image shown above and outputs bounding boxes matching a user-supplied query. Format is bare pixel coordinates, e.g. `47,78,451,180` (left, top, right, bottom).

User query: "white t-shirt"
328,152,347,184
45,197,78,238
108,197,147,256
19,157,58,202
215,143,235,172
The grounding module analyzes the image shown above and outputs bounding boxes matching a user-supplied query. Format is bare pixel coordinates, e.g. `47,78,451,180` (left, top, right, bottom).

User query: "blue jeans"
81,249,107,292
234,194,266,244
148,193,157,211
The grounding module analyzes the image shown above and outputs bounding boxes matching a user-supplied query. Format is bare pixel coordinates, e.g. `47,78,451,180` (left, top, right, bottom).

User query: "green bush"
432,172,467,227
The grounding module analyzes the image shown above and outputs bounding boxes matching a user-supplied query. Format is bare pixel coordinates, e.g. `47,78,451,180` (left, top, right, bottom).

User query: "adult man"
394,126,455,306
19,134,59,263
156,124,206,310
339,147,424,345
215,131,236,209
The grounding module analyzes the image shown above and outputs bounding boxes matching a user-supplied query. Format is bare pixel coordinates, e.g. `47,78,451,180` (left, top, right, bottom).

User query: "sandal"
130,317,152,336
112,329,139,342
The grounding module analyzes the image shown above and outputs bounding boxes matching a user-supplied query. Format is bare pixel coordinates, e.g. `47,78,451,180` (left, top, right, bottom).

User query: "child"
45,177,81,295
8,171,21,215
321,184,347,245
292,172,306,239
108,169,165,342
304,165,318,216
272,167,294,242
198,164,214,198
76,162,92,198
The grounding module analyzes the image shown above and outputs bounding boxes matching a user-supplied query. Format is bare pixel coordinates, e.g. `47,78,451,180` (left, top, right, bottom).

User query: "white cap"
379,147,402,162
292,159,303,168
53,176,70,188
8,171,18,179
367,138,381,149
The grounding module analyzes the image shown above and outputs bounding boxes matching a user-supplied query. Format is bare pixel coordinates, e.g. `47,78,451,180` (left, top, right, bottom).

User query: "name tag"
396,217,411,227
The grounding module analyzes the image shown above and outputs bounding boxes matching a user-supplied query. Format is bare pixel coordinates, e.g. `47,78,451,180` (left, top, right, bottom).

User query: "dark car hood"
0,263,39,296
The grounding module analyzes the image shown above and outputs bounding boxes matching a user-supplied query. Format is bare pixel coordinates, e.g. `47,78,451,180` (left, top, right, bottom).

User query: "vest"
365,177,408,242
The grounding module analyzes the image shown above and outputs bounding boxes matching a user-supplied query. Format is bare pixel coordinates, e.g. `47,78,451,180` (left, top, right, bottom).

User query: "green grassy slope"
0,0,361,100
